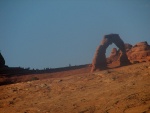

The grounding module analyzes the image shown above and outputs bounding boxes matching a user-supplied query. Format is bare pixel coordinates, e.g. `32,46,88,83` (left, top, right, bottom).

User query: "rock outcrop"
0,52,5,68
91,34,130,72
107,43,132,64
107,41,150,64
124,43,132,52
127,41,150,62
107,48,120,64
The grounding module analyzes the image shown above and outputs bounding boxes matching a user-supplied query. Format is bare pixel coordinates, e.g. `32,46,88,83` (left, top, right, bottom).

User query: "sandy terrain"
0,62,150,113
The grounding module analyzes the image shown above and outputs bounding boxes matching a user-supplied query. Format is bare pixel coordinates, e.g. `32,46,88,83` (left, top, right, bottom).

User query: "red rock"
91,34,130,72
127,41,150,62
107,41,150,64
107,48,120,64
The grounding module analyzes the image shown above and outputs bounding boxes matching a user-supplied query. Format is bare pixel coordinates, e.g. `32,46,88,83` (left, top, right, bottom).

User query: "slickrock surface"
0,62,150,113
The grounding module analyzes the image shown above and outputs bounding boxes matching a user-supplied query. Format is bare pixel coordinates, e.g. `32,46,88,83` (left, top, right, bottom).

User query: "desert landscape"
1,1,150,112
0,62,150,113
0,37,150,113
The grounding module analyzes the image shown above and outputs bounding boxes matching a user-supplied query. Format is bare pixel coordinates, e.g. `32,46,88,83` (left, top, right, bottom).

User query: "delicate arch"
91,34,130,72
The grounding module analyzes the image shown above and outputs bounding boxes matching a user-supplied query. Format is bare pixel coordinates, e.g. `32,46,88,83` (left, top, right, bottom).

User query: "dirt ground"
0,62,150,113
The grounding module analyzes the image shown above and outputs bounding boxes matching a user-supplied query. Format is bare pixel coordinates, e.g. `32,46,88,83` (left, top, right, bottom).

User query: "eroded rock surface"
107,41,150,64
127,41,150,62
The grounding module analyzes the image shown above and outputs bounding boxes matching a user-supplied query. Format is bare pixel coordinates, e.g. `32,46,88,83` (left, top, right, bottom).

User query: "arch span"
91,34,130,72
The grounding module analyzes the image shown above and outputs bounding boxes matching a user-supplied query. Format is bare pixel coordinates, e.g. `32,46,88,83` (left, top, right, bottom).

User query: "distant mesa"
91,34,130,72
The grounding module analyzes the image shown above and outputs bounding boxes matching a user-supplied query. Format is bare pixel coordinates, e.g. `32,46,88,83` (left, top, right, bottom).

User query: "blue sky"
0,0,150,69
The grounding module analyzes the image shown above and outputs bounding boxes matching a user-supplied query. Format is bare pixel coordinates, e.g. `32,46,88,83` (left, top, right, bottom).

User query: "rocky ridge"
107,41,150,64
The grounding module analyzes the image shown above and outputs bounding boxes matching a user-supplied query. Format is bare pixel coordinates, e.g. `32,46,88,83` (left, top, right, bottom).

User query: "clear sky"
0,0,150,69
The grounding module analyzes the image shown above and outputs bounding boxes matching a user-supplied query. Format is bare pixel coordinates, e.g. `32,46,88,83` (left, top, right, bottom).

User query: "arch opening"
106,43,119,58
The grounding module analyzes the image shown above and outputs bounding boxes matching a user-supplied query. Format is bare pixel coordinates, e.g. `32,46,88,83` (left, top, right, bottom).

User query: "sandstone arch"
91,34,131,72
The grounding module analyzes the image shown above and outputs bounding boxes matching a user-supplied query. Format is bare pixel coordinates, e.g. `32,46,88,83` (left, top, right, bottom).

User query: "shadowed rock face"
124,43,132,52
0,53,5,68
91,34,130,72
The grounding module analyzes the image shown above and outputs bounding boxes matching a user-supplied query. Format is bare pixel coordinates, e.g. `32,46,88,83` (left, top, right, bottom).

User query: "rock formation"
107,48,120,64
91,34,130,72
124,43,132,52
127,41,150,62
107,41,150,64
0,52,5,68
107,43,132,64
